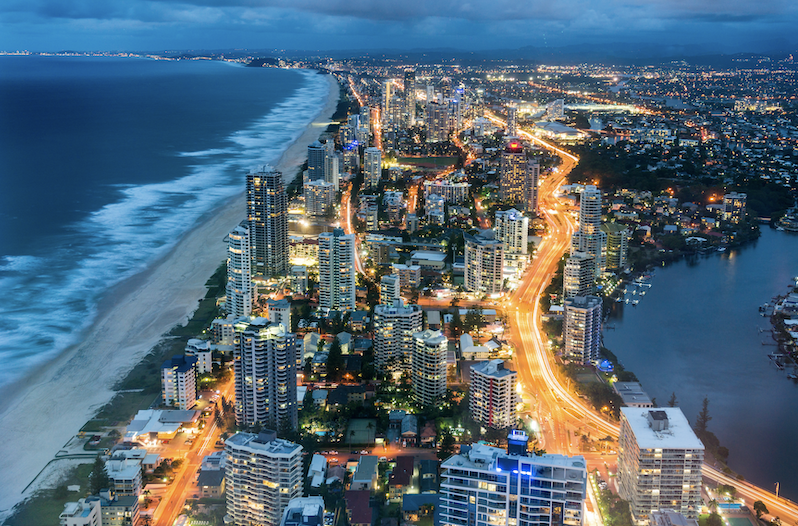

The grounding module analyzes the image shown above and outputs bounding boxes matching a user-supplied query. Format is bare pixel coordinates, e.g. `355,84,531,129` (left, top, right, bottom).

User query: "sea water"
0,55,330,388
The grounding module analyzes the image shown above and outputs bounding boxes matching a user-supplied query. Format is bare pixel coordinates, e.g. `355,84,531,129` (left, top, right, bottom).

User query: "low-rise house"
197,470,225,498
388,456,415,501
345,490,373,526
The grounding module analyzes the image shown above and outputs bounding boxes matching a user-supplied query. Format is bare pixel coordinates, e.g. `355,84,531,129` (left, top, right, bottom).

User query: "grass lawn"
4,463,94,526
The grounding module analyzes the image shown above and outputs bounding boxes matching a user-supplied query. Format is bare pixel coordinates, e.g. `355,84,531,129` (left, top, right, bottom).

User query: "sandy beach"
0,73,339,517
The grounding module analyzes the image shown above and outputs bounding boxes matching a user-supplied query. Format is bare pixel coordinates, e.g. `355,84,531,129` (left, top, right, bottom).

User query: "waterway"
604,228,798,502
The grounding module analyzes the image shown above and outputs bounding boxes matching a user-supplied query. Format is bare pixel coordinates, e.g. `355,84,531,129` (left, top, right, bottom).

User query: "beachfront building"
380,274,401,306
364,147,382,189
465,230,504,296
563,296,602,364
307,141,326,182
601,223,630,271
563,251,596,299
304,179,335,217
324,139,340,191
374,300,424,375
618,408,705,524
225,431,303,526
571,185,606,276
105,449,145,497
234,318,298,431
161,355,198,410
318,228,356,312
411,329,447,405
469,359,519,429
439,431,588,526
723,192,747,224
185,338,212,374
226,221,252,319
247,167,289,278
60,498,101,526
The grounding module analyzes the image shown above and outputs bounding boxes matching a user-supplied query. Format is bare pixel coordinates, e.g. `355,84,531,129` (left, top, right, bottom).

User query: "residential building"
185,338,212,374
318,228,356,312
613,382,654,408
500,140,538,212
304,180,335,217
374,300,423,375
470,359,519,429
105,450,145,497
247,167,288,277
439,431,587,526
280,496,325,526
393,263,422,289
617,408,704,524
266,298,291,332
380,274,402,306
60,498,101,526
403,69,416,127
234,318,298,430
197,470,225,498
225,431,303,526
563,296,602,364
95,491,139,526
650,511,699,526
426,101,450,143
345,490,373,526
465,230,504,295
308,454,327,488
601,223,630,271
507,106,518,137
423,179,470,204
324,139,340,191
364,147,382,189
425,194,446,224
307,141,325,181
411,329,447,406
290,265,308,294
352,455,381,490
289,236,319,265
571,185,606,276
389,455,415,501
161,355,197,410
226,221,252,319
563,251,595,299
723,192,747,223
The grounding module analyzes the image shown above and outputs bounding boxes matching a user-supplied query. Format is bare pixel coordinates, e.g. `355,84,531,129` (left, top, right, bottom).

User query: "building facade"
380,274,401,306
161,355,198,410
247,167,289,277
563,251,596,299
469,359,519,429
411,329,448,406
374,300,424,375
234,318,298,431
364,147,382,189
600,223,630,271
723,192,747,224
304,179,335,217
563,296,602,364
227,221,252,319
570,185,606,276
465,231,504,295
318,228,356,312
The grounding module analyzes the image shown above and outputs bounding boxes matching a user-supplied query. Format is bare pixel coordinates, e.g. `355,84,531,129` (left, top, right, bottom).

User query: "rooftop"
621,407,705,450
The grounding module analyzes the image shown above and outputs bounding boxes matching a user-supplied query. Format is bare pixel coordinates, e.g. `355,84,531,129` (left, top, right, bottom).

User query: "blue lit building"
439,431,587,526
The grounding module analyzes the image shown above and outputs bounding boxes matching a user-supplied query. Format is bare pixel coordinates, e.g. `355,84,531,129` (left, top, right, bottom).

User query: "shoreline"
0,72,339,516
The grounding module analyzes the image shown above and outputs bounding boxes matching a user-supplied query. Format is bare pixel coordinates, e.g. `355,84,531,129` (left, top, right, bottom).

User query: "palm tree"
708,498,719,514
349,430,356,450
366,421,375,444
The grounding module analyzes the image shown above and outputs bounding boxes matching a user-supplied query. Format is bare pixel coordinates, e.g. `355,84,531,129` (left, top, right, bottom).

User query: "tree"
327,337,344,382
349,430,356,450
451,309,463,337
754,500,769,519
438,428,456,460
667,392,678,407
707,513,723,526
695,396,712,435
89,456,110,495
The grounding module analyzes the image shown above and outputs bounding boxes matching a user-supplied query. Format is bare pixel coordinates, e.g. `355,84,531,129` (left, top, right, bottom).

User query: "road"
494,112,798,524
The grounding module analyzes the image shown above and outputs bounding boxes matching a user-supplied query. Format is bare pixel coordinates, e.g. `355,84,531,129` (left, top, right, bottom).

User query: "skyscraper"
563,295,602,364
364,147,382,189
403,69,416,128
304,180,335,217
382,80,394,127
411,329,447,406
426,101,450,143
374,300,423,375
225,431,303,526
226,221,252,319
600,223,630,271
465,230,504,295
571,185,606,276
234,318,298,430
563,251,596,299
617,408,704,524
324,139,340,191
439,432,587,526
318,228,356,312
307,141,326,182
494,208,529,257
247,167,288,277
500,140,537,213
380,274,401,306
506,106,518,137
469,359,519,429
161,355,198,410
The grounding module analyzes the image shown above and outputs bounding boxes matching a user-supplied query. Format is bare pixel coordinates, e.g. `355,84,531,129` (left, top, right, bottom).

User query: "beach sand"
0,73,339,516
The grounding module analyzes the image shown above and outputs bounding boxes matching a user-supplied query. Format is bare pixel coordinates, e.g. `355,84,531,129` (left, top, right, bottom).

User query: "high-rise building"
425,194,445,225
266,298,291,331
392,263,421,289
318,228,356,312
571,185,606,276
161,355,198,410
501,140,537,212
494,208,529,256
324,139,340,191
722,192,747,224
225,431,303,526
618,408,704,524
411,329,447,406
304,179,335,217
403,69,416,128
563,251,596,299
364,147,382,189
247,167,288,277
226,221,252,319
60,498,101,526
382,80,394,127
380,274,401,306
426,101,450,143
465,230,504,295
469,359,519,429
423,179,470,204
439,432,587,526
307,141,326,182
506,106,518,137
563,296,602,364
601,223,630,271
185,338,213,374
234,318,298,430
374,300,423,375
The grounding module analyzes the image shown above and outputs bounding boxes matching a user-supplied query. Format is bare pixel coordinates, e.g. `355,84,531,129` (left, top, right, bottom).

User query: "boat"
788,374,798,380
717,247,726,252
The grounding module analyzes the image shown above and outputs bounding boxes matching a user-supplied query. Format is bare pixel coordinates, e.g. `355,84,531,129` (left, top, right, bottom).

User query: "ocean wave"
0,68,331,389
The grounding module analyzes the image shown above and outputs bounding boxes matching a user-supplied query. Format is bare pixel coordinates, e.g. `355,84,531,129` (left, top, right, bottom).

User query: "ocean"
0,55,330,389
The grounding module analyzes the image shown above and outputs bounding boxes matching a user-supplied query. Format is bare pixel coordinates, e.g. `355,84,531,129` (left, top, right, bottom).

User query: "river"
604,227,798,501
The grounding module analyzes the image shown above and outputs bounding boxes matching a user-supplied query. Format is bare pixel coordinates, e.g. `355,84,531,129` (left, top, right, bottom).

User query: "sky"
1,0,797,55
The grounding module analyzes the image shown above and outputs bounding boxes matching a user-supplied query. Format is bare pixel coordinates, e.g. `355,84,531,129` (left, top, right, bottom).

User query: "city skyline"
1,0,797,55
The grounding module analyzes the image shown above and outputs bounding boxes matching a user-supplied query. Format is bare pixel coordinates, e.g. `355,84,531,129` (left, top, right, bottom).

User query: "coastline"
0,72,339,516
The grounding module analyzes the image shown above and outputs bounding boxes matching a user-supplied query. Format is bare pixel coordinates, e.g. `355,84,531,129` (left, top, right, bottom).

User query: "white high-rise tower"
226,221,252,319
318,228,356,312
